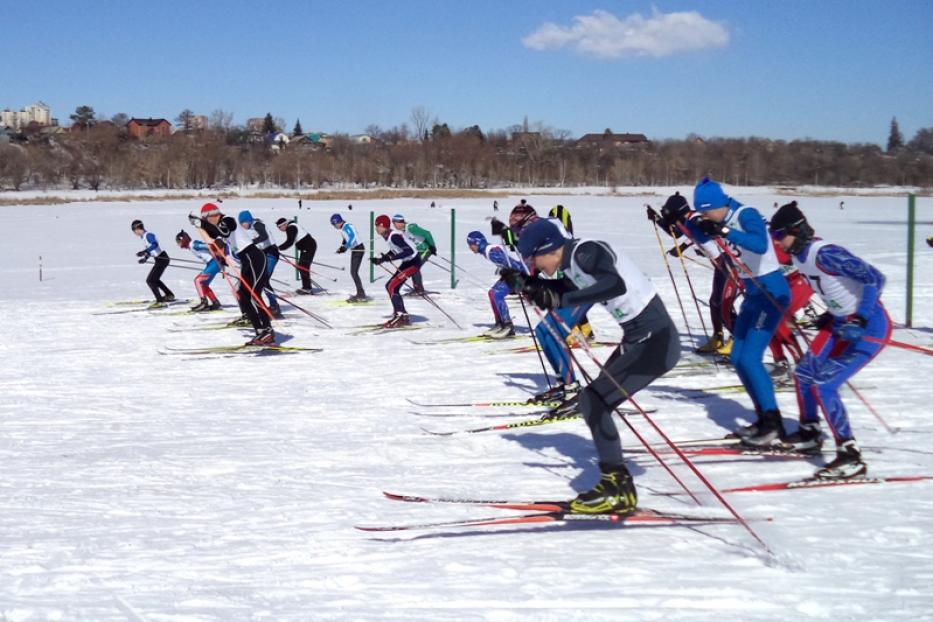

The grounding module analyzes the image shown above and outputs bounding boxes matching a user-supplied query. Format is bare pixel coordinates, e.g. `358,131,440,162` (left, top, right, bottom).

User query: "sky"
2,0,931,145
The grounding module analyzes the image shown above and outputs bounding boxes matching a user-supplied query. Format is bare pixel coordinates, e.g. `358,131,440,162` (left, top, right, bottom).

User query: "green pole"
369,210,375,283
450,208,457,289
906,193,916,328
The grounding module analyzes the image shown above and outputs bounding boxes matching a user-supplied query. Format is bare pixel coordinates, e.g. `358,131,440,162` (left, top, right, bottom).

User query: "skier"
548,204,574,235
371,214,420,328
276,217,318,295
391,214,437,295
647,192,739,355
466,230,526,338
493,200,499,212
769,201,890,479
513,218,680,514
330,213,367,302
175,230,222,312
132,219,175,308
766,228,815,384
239,211,282,318
686,178,790,446
193,204,274,345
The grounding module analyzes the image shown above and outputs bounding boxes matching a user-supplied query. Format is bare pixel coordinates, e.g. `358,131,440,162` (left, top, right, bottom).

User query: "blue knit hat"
693,177,730,212
238,210,254,225
517,219,567,258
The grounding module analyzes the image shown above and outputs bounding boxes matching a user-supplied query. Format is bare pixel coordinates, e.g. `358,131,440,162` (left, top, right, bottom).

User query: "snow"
2,190,933,620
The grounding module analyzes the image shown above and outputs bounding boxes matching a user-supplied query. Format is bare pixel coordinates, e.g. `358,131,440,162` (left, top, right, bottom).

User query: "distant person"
839,201,845,210
298,199,303,209
430,201,436,208
132,219,175,308
348,203,353,211
927,235,933,248
493,200,499,212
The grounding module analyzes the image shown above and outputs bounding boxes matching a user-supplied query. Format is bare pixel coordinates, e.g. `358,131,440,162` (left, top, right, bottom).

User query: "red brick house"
127,118,172,139
576,131,649,150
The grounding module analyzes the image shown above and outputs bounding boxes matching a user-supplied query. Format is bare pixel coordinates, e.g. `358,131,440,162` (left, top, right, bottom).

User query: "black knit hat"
276,217,288,226
661,192,690,220
770,201,807,236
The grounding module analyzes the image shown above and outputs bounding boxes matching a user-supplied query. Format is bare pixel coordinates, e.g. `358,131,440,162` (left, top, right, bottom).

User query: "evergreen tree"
70,105,96,130
262,113,277,134
887,117,904,153
292,118,303,137
907,127,933,156
176,109,196,134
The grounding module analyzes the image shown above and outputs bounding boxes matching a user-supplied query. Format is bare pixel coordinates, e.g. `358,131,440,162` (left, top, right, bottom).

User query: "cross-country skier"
276,217,318,294
513,218,680,514
685,178,791,446
330,213,367,302
371,214,421,328
175,230,222,312
132,219,175,308
767,233,814,384
466,230,526,338
239,211,283,319
769,201,889,479
391,214,436,295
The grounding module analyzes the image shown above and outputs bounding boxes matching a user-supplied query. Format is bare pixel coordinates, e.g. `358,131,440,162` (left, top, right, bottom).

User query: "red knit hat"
375,214,391,229
201,203,220,217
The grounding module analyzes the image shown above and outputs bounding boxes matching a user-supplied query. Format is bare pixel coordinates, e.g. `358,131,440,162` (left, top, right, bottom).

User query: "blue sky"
2,0,931,144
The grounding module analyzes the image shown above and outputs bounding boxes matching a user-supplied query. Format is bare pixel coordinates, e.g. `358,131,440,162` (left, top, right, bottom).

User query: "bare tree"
410,106,431,142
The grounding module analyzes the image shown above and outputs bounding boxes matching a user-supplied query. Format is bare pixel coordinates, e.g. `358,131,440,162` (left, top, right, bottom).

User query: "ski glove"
137,256,148,264
427,245,437,256
522,278,562,310
836,316,867,342
336,246,347,254
498,268,526,290
646,206,661,223
490,218,507,237
695,219,729,238
188,213,201,227
370,253,389,266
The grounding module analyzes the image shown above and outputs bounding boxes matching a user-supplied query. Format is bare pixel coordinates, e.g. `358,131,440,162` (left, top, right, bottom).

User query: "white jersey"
726,205,781,277
188,244,213,264
566,239,656,323
232,224,258,255
792,239,861,316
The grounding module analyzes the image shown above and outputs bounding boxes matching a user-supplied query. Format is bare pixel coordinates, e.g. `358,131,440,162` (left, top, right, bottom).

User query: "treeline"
2,122,932,192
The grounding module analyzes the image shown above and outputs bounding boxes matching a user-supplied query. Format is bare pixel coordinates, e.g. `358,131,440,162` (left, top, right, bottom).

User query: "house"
127,118,172,139
576,131,649,150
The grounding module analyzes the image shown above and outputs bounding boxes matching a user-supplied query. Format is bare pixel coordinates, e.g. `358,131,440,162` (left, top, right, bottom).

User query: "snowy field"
2,189,933,621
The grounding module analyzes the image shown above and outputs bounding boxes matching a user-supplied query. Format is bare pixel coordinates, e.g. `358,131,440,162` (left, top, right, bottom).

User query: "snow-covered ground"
2,190,932,621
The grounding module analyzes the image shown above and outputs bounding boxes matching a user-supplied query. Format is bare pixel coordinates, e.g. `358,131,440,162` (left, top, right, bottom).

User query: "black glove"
814,311,834,330
667,242,689,257
490,218,506,237
188,213,201,227
136,250,147,257
370,253,389,266
137,256,148,264
696,218,728,238
646,206,661,223
522,277,562,310
498,268,526,290
336,246,347,254
427,245,437,256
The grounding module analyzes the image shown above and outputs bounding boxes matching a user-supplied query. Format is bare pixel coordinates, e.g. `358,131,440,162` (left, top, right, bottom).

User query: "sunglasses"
770,228,790,241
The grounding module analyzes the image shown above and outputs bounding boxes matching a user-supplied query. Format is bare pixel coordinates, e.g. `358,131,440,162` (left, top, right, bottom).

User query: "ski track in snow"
1,192,932,621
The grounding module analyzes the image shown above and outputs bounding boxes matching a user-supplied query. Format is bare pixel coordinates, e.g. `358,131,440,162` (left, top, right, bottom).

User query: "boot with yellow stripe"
565,321,594,348
570,463,638,515
696,331,725,354
715,336,733,357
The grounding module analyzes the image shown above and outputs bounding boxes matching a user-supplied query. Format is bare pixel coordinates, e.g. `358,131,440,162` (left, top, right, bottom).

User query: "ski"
721,474,933,494
348,323,427,336
326,297,376,307
159,344,322,356
406,397,561,409
407,334,520,346
501,340,619,354
92,300,189,316
419,408,657,436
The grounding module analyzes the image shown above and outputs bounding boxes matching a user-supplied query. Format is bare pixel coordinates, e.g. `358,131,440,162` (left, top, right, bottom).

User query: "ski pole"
648,214,694,343
863,336,933,357
269,288,332,328
278,255,338,284
668,223,709,339
540,307,771,553
312,260,345,271
518,294,553,390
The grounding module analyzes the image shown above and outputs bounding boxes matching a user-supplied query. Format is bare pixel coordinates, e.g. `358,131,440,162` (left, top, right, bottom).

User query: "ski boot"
245,328,276,347
190,298,210,312
483,322,504,337
227,314,251,328
383,313,411,329
489,322,515,339
208,298,223,311
541,396,579,421
269,304,285,320
565,321,593,347
766,359,794,387
696,332,725,354
741,409,787,447
148,300,168,310
529,381,580,405
295,288,313,295
164,294,176,303
777,422,823,453
570,463,638,515
715,337,734,357
815,440,866,479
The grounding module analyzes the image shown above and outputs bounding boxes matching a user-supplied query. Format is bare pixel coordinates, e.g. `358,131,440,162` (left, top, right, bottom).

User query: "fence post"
450,208,457,289
369,210,375,283
906,193,916,327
